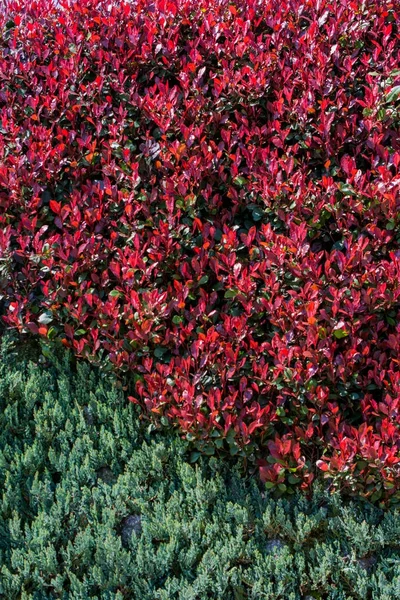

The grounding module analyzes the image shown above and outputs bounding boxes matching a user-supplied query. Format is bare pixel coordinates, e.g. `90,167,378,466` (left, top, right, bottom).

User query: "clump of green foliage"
0,334,399,600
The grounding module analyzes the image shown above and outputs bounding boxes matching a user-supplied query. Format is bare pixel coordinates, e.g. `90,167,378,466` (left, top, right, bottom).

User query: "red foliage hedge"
1,0,400,503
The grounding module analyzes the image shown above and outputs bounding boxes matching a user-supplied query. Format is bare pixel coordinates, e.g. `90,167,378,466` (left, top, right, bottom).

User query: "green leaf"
38,311,53,325
198,275,209,285
147,423,157,434
252,207,264,221
109,290,122,297
370,490,382,503
387,219,396,230
264,481,275,489
225,428,236,443
214,228,222,241
154,347,167,359
210,429,221,438
339,183,356,196
288,475,301,485
333,328,349,339
41,344,53,359
47,327,58,340
385,85,400,103
224,289,238,299
172,315,183,325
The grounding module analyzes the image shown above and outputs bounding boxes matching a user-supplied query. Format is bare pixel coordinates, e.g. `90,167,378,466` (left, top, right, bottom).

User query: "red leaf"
316,460,329,472
49,200,61,214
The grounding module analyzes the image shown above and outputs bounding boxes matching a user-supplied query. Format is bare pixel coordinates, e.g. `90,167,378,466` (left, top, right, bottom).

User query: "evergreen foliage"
0,334,399,599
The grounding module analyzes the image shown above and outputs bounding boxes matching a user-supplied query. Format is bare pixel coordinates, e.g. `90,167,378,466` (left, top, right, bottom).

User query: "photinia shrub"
0,0,399,503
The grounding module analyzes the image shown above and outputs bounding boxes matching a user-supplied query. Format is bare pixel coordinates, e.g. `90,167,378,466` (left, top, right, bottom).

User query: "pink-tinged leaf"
27,322,39,334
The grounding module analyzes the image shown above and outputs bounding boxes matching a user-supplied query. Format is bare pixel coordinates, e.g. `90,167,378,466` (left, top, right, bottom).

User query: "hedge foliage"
0,0,400,499
0,334,399,600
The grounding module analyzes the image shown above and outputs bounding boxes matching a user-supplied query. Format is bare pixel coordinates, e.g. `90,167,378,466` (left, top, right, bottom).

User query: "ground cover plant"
0,333,399,600
0,0,400,501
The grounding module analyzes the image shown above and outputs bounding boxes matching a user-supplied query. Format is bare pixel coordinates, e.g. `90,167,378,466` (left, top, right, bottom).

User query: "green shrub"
0,334,399,600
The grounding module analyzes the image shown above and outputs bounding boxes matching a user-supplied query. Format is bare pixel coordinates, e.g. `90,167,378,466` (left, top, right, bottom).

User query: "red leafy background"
1,0,400,503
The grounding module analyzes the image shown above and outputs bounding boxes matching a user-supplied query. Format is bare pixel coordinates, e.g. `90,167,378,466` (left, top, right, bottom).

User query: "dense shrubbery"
0,334,399,600
0,0,399,499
